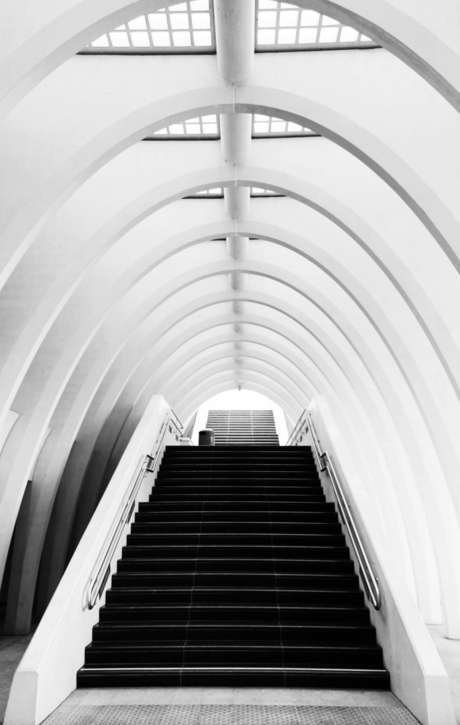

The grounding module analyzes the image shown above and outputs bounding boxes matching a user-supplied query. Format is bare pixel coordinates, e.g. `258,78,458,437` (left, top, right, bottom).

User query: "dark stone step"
105,588,364,607
77,666,390,689
135,511,339,523
92,622,377,645
99,604,371,624
84,643,383,668
125,533,346,547
121,545,350,560
117,558,356,574
139,501,333,512
111,572,359,590
130,522,343,535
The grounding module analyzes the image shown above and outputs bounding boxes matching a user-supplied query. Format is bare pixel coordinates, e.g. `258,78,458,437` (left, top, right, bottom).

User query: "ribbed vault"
1,0,460,644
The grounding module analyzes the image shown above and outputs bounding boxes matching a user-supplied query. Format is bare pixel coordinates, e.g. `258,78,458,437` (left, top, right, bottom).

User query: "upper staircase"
206,410,279,446
77,445,389,688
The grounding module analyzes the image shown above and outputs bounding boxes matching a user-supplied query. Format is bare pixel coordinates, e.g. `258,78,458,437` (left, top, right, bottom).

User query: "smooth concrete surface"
61,687,403,707
429,625,460,724
0,623,37,723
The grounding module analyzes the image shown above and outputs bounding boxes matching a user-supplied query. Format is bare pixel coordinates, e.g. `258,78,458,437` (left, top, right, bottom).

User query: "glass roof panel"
256,0,378,50
83,0,215,54
144,113,321,139
186,188,224,197
251,187,285,196
145,114,220,139
252,114,317,137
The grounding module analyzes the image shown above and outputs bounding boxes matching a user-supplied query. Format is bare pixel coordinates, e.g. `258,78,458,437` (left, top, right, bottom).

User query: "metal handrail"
307,411,381,610
87,410,180,609
286,409,308,446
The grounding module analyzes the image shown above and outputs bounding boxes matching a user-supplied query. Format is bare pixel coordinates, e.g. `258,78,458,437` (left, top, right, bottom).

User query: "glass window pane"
149,14,168,30
278,28,296,43
169,124,185,134
192,13,210,29
173,30,192,45
254,122,270,133
360,34,372,41
259,0,277,7
272,121,286,132
170,2,188,10
152,31,171,46
170,13,189,29
203,123,218,133
287,122,302,132
322,16,339,26
190,0,209,8
257,28,276,44
258,11,277,28
255,114,269,122
131,32,150,47
319,26,339,42
193,30,212,45
154,128,168,135
91,35,110,47
202,115,217,123
128,16,147,30
298,27,317,43
301,10,320,26
340,26,359,41
279,10,299,27
109,31,130,47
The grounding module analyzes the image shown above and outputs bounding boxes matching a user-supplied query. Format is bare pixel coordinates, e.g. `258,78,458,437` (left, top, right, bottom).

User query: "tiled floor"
43,688,417,724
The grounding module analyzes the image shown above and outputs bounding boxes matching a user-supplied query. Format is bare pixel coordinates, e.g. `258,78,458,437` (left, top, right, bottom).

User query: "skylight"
251,187,284,196
146,114,220,138
256,1,376,50
186,188,224,197
252,114,317,137
85,0,215,53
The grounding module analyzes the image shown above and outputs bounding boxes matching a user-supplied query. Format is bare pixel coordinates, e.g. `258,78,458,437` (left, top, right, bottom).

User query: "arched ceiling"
2,0,460,637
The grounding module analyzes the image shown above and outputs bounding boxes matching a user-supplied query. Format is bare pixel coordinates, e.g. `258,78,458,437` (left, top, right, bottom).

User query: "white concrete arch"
4,153,459,447
2,242,456,592
1,0,460,123
31,278,450,624
6,203,458,506
2,55,460,293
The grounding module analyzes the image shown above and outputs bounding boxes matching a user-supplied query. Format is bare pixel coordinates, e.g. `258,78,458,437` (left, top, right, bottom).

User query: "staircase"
78,445,389,688
206,410,279,446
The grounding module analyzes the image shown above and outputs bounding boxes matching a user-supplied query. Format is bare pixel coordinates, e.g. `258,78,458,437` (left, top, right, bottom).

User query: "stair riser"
99,609,370,625
105,591,365,606
117,559,355,573
111,574,359,589
92,626,376,645
121,547,350,560
131,524,342,534
77,670,390,689
85,649,384,668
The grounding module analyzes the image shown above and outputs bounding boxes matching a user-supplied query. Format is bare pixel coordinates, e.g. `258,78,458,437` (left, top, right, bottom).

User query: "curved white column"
213,0,255,86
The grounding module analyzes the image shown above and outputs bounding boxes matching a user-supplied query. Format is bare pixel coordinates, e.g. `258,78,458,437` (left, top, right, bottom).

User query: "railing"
87,409,183,610
286,409,308,446
290,409,382,611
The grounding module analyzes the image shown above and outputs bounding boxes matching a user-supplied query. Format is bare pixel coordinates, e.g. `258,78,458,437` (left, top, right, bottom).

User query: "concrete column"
232,299,246,315
226,235,249,260
220,114,252,165
213,0,255,86
224,187,250,219
228,271,246,290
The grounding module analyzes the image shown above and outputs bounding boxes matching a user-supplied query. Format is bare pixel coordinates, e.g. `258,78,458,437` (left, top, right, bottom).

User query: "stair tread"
79,443,388,690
